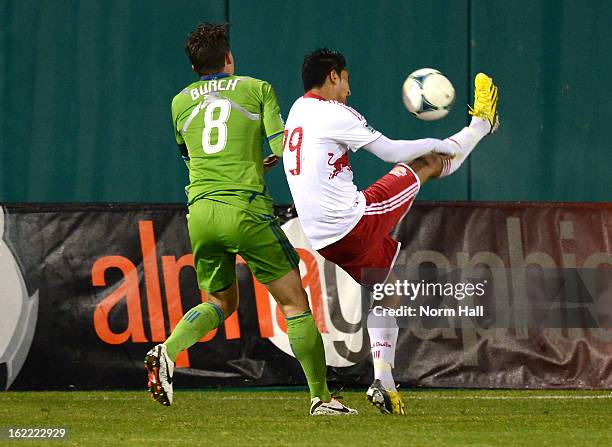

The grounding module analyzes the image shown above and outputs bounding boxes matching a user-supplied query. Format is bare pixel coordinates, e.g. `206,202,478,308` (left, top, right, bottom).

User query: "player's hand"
431,139,457,157
263,154,280,173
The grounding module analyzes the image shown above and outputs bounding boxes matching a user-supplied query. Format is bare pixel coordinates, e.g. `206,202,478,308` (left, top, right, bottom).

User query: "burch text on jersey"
190,79,240,100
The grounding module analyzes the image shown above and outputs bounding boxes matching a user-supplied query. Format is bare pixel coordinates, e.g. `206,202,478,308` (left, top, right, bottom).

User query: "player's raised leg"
439,73,500,177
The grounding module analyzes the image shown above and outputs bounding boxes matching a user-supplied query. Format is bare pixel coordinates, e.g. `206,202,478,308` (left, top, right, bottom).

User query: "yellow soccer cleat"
386,390,406,415
468,72,500,133
366,380,406,415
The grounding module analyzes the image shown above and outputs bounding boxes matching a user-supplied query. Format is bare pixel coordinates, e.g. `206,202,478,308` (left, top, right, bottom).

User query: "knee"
208,292,239,318
418,153,444,170
410,153,445,183
279,289,310,317
223,299,238,316
214,298,237,317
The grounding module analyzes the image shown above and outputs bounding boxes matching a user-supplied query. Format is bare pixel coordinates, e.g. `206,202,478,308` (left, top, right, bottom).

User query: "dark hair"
302,48,347,91
185,22,230,76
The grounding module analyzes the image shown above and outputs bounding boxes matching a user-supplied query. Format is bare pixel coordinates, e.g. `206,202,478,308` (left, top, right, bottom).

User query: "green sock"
286,311,331,401
164,302,224,362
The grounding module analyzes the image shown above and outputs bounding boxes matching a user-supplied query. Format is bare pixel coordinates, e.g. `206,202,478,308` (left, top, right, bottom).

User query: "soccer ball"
402,68,455,121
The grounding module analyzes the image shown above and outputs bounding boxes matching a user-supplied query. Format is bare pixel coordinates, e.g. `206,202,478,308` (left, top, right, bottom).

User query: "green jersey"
171,74,284,214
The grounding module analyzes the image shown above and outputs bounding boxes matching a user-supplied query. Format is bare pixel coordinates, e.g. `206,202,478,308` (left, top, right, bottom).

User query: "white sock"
367,308,399,391
440,117,490,177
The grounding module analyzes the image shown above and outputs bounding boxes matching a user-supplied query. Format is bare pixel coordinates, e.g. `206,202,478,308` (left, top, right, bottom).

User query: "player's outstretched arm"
363,134,456,164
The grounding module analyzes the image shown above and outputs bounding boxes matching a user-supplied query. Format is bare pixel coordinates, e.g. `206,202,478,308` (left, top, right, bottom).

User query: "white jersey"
283,93,381,249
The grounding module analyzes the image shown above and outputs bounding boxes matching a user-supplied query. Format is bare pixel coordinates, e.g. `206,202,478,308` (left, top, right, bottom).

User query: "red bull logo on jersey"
328,152,352,179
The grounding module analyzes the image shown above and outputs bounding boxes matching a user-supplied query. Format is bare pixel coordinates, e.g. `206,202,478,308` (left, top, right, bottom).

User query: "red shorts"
318,163,420,288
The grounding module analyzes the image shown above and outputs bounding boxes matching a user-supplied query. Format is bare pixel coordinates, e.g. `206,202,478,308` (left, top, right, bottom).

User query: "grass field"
1,388,611,446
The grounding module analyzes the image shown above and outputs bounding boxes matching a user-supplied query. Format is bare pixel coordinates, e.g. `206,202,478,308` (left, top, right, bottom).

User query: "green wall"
1,0,225,203
470,0,612,201
1,0,610,203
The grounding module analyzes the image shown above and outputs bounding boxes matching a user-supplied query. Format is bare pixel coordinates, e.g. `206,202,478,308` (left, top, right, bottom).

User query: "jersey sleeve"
327,104,381,152
171,96,185,145
261,82,285,157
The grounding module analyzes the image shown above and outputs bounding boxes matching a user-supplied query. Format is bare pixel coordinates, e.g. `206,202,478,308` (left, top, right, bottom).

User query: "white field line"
410,394,612,401
2,394,610,402
216,394,612,401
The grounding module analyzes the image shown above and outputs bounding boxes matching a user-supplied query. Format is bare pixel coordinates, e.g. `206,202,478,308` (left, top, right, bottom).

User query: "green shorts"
187,198,300,293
